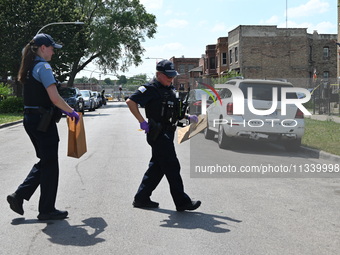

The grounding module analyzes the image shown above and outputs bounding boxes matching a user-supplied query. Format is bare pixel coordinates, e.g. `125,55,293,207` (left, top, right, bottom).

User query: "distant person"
126,59,201,211
7,33,79,220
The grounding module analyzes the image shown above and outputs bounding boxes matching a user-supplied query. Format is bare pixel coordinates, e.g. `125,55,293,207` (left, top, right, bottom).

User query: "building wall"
216,37,228,75
204,25,337,88
170,56,199,91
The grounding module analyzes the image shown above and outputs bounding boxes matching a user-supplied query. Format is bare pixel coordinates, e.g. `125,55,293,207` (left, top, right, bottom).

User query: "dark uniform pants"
15,113,60,213
134,130,191,207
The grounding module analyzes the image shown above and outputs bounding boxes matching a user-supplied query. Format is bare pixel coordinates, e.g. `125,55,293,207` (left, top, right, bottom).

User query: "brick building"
203,25,337,88
169,56,200,91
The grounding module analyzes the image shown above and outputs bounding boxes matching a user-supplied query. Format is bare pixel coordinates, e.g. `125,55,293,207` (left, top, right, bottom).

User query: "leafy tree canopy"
0,0,157,87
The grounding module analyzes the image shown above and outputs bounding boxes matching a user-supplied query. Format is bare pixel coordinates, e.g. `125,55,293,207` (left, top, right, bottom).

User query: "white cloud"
287,0,329,18
199,20,208,26
212,22,227,33
163,19,189,28
260,15,280,25
312,21,336,34
277,20,336,34
139,0,163,11
148,43,185,56
163,42,185,51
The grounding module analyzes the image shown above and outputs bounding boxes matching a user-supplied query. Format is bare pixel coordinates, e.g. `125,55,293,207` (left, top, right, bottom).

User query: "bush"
0,82,13,100
0,97,24,113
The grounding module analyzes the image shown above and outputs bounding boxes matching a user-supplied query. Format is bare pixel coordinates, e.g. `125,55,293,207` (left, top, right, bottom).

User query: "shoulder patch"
44,63,52,70
138,86,147,93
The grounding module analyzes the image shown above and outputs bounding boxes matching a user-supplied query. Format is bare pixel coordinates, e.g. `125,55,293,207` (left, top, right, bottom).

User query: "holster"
37,107,54,132
148,119,163,141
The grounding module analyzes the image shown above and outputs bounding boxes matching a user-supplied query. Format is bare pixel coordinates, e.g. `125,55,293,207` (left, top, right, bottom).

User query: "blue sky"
79,0,338,80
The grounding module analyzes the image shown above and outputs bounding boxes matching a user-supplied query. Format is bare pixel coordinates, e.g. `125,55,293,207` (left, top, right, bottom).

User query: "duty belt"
24,108,41,114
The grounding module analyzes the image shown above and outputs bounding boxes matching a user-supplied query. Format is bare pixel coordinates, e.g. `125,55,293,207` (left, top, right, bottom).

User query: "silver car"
80,90,95,111
205,79,308,151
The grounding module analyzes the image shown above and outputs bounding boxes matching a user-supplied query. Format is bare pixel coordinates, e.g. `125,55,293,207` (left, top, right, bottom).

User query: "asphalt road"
1,102,339,255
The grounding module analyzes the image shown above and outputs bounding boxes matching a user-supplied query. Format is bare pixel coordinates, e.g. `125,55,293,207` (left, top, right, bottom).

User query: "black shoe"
7,193,24,215
133,200,159,208
37,210,68,220
176,200,201,212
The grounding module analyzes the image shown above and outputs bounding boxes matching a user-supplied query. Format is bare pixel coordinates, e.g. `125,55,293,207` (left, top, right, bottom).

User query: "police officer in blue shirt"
7,33,79,220
126,59,201,211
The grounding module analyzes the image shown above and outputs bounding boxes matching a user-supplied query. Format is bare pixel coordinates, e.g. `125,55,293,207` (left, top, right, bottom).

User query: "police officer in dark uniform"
7,33,79,220
126,59,201,211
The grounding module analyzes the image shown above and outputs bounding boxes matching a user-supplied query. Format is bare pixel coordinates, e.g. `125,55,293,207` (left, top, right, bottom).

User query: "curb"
0,119,23,129
300,146,340,163
1,119,339,163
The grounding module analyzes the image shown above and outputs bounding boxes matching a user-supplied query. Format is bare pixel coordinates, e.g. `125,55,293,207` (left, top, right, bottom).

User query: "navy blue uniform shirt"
129,79,176,123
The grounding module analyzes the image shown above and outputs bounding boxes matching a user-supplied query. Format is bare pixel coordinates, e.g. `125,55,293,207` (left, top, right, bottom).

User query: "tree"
117,75,127,85
0,0,157,89
211,71,243,86
104,78,114,85
0,0,82,85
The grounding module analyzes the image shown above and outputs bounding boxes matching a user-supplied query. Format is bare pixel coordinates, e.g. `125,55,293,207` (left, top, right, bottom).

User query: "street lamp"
145,57,164,61
36,21,84,35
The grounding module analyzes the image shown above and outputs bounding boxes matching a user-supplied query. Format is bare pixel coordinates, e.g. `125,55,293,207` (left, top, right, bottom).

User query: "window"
209,57,216,69
229,49,233,64
235,47,238,62
323,47,329,59
323,71,329,80
179,64,185,74
222,52,227,65
309,46,313,61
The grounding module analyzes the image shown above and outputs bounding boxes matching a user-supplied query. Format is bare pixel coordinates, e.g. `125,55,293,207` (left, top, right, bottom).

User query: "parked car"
80,90,95,111
58,87,84,113
204,79,305,151
92,91,101,108
97,91,106,106
187,89,216,116
105,94,113,101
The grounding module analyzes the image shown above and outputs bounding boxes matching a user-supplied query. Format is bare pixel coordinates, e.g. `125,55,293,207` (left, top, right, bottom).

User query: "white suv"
204,79,305,151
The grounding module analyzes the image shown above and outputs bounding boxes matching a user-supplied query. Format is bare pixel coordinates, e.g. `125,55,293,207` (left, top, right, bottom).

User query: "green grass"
0,113,23,125
303,118,340,156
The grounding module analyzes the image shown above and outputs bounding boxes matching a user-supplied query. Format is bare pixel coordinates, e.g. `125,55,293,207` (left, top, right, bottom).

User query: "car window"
81,91,90,97
219,88,232,99
195,89,215,100
59,88,75,97
239,82,297,101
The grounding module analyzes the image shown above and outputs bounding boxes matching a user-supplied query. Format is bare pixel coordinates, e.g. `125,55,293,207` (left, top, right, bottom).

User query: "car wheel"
218,122,232,149
284,138,301,152
75,102,80,112
80,102,85,114
204,117,215,140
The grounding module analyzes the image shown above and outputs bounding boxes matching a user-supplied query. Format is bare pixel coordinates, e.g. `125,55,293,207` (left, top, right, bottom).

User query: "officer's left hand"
140,120,150,133
188,115,198,123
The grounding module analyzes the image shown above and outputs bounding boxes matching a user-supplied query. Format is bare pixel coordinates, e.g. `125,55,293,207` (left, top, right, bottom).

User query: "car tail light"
295,109,304,119
193,101,201,106
227,103,233,115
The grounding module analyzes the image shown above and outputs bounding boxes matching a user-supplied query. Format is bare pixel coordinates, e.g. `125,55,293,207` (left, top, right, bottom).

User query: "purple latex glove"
140,120,149,133
62,109,80,124
188,115,198,123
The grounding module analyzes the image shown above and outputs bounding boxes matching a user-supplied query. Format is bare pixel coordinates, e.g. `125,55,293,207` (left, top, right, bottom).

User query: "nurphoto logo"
200,85,312,116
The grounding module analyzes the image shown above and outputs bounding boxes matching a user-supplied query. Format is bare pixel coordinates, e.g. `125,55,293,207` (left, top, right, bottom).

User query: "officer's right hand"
62,109,80,125
140,121,149,133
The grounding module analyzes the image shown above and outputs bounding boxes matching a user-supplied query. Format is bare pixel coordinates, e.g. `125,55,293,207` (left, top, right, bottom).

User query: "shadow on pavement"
140,208,242,233
11,217,107,246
